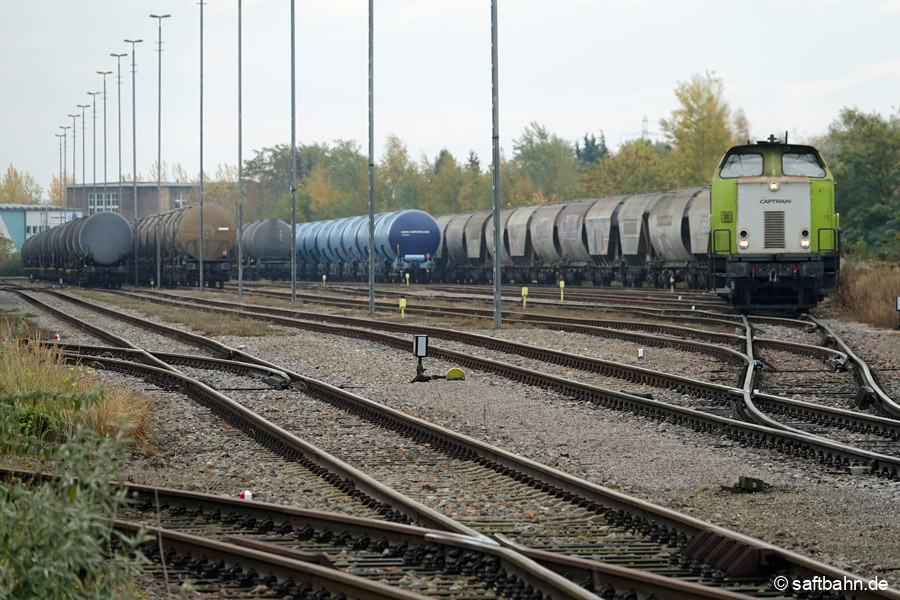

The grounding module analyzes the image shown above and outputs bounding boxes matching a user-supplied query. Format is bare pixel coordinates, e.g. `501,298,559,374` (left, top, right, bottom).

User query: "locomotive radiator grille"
763,211,785,249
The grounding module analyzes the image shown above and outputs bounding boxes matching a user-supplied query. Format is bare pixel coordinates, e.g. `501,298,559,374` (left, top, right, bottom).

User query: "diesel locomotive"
709,138,839,310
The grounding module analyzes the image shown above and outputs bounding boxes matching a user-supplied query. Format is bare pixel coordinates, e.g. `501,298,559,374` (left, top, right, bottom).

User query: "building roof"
0,204,82,212
66,181,197,189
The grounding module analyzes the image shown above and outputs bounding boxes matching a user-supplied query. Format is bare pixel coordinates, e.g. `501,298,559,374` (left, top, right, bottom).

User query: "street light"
150,14,171,289
55,134,64,208
77,104,89,214
98,70,112,208
67,113,80,207
87,91,100,215
199,0,206,291
59,125,70,205
290,0,297,305
111,53,127,218
237,0,243,298
124,39,143,286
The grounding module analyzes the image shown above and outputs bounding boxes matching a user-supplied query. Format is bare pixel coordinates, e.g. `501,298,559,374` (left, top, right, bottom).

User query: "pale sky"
2,0,898,198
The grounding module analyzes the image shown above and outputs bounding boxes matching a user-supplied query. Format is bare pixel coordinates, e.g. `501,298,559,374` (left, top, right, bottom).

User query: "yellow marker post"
321,274,327,288
399,296,406,319
521,286,528,308
405,272,410,287
559,279,565,303
669,274,675,293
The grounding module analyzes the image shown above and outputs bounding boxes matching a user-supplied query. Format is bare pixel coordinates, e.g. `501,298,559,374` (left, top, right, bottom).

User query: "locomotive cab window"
782,152,826,178
719,152,763,178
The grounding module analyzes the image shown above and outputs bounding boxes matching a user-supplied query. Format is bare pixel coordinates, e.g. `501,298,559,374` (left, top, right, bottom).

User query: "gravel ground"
3,288,900,590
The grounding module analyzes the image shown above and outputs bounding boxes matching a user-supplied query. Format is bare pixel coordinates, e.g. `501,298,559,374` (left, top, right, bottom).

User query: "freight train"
237,219,294,281
24,204,237,289
22,212,132,288
133,204,236,288
293,210,441,282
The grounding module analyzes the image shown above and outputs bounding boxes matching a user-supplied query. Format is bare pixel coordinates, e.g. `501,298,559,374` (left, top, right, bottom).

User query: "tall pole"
98,71,112,205
198,0,205,291
55,134,64,207
125,39,142,285
491,0,502,328
68,114,79,207
237,0,244,299
290,0,297,305
112,53,127,216
88,91,99,214
59,125,71,206
77,104,89,213
151,14,171,289
368,0,375,314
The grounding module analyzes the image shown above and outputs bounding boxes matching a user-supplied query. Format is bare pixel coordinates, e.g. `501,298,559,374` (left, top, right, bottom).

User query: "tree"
659,71,737,188
575,132,609,166
203,164,238,219
581,139,669,196
375,135,422,212
821,108,900,258
512,122,579,202
47,174,72,206
1,165,43,204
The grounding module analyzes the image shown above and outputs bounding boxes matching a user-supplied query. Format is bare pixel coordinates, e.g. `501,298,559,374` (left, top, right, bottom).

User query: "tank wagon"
434,188,711,289
709,138,839,310
22,212,132,288
295,210,440,282
237,219,293,280
134,204,235,287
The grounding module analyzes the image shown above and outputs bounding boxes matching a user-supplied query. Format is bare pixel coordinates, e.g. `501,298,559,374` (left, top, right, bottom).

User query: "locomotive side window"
719,152,763,178
782,152,826,178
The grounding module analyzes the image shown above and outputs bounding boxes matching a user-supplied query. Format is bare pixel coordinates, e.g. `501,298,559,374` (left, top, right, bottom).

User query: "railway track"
8,285,900,598
104,287,900,467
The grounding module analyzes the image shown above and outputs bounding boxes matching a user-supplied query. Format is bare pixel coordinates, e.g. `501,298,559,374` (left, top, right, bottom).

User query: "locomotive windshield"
719,152,763,178
782,152,826,178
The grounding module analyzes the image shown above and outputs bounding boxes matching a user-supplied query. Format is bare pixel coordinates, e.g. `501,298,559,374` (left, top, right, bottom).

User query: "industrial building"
0,204,83,253
64,181,199,220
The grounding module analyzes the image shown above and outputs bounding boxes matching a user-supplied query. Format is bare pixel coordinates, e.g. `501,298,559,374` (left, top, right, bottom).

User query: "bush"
0,252,24,277
836,260,900,328
0,431,148,599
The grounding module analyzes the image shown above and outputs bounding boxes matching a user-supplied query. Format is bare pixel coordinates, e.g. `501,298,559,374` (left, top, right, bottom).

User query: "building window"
174,191,185,210
88,192,119,215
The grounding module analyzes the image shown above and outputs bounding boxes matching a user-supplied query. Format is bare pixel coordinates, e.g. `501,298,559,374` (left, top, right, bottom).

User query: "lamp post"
111,53,127,216
490,0,502,328
98,71,112,208
77,104,89,214
290,0,297,305
368,0,375,314
55,134,64,208
125,39,143,286
199,0,206,291
67,114,79,207
87,91,100,214
59,125,70,206
237,0,243,299
150,14,171,289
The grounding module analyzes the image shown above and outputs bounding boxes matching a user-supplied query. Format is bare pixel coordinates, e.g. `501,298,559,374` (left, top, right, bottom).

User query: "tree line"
3,71,899,258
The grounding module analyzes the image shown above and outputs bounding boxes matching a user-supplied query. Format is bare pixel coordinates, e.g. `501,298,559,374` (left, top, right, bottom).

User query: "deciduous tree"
659,71,736,188
512,122,579,203
1,165,43,204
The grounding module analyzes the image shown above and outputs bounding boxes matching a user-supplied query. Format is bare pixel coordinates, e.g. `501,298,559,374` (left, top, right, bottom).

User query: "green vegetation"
0,312,152,598
813,108,900,259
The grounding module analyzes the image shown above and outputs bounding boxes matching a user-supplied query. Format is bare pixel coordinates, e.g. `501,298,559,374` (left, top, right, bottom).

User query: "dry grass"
77,290,282,337
0,314,152,447
836,261,900,329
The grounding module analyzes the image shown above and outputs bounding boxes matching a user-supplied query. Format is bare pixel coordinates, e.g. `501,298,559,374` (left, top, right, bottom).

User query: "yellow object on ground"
445,367,465,380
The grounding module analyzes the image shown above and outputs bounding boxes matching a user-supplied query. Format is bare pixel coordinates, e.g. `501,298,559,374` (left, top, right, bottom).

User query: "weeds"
836,261,900,329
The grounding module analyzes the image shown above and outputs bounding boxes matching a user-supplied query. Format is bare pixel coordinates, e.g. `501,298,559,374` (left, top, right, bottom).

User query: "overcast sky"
3,0,898,198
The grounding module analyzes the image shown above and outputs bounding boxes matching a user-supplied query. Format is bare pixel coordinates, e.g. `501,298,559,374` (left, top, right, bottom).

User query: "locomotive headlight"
800,239,810,248
738,239,750,249
800,228,810,248
769,180,780,192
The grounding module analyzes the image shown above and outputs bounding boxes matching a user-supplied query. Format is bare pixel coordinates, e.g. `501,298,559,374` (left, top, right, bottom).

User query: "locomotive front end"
710,139,839,311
